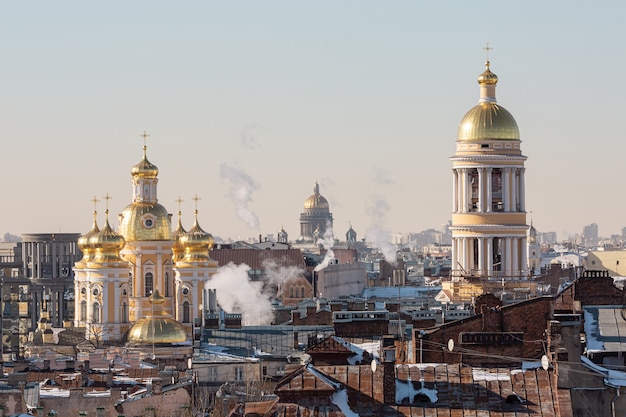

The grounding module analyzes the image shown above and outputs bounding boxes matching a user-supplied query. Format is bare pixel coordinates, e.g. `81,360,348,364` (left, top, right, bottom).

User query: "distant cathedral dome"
127,290,187,344
304,182,329,209
457,61,519,141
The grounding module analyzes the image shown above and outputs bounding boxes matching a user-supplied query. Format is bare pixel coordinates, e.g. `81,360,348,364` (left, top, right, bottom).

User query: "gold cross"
176,196,184,213
483,43,493,62
192,194,201,212
91,196,100,212
140,131,150,149
103,193,112,211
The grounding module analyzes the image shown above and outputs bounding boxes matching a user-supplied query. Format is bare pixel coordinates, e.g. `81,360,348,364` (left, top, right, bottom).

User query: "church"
73,138,217,355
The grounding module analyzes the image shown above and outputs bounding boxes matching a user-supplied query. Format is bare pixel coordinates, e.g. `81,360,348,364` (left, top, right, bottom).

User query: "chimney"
293,331,299,349
381,336,396,405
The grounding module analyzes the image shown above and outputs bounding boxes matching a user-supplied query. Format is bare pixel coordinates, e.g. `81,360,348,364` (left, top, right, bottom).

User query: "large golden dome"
457,103,519,141
304,182,329,209
118,203,172,241
457,61,519,141
127,290,187,344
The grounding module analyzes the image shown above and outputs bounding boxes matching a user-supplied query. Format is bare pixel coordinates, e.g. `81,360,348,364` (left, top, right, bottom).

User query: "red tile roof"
211,249,306,270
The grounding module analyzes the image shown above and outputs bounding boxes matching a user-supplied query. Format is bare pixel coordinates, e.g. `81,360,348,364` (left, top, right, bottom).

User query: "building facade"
450,61,529,282
73,141,217,346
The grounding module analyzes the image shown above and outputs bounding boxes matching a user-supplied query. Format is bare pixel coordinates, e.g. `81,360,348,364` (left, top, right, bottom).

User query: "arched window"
92,303,100,323
300,287,305,298
121,302,128,323
80,301,87,321
129,270,133,295
289,287,294,298
183,301,190,323
145,272,153,296
165,271,170,297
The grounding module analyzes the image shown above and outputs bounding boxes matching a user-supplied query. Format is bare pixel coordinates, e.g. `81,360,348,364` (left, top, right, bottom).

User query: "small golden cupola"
130,145,159,179
76,209,100,266
127,289,187,345
90,210,126,264
118,140,172,242
172,209,187,262
179,210,214,264
457,60,520,142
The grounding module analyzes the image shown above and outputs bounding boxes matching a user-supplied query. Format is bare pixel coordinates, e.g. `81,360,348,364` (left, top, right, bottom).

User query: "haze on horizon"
1,1,625,243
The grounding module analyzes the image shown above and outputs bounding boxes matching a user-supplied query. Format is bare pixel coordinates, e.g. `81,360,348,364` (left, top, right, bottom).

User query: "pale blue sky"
1,1,625,242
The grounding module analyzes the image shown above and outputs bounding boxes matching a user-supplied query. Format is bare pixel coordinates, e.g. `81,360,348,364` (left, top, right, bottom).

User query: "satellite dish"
541,355,549,371
150,353,156,360
370,359,377,373
447,339,455,352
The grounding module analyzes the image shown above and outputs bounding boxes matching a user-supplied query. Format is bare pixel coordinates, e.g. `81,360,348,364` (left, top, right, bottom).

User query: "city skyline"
1,2,625,242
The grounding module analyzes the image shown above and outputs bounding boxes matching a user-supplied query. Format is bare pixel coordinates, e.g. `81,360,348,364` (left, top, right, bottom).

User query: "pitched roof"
211,249,306,270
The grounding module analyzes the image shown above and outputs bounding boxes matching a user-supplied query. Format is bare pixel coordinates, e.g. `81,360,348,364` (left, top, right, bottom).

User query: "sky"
1,1,625,243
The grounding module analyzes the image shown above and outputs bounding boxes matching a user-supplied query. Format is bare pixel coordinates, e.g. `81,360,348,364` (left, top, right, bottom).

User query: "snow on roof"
331,388,360,417
472,369,511,382
581,355,626,387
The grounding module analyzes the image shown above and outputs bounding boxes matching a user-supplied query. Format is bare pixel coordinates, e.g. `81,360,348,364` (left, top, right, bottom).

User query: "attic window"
481,144,489,148
505,393,525,404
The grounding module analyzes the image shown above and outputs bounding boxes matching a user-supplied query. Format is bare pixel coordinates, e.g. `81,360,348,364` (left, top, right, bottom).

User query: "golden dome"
77,211,100,264
457,103,519,141
179,211,214,262
91,211,126,263
457,61,519,141
477,61,498,85
172,211,187,262
118,202,172,241
127,290,187,344
304,182,329,209
131,146,159,179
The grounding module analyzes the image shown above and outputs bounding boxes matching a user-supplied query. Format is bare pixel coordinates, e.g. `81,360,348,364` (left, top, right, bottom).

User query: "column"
521,236,528,278
503,168,510,212
487,238,494,278
477,168,484,212
486,168,493,213
452,169,458,213
477,237,485,277
510,168,517,212
504,238,512,277
519,168,526,212
511,238,519,277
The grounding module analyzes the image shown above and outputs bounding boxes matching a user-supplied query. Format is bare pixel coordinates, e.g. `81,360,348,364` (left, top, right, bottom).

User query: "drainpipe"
611,387,620,417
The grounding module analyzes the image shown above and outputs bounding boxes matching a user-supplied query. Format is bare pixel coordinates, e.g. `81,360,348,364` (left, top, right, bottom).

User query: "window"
235,367,243,381
92,303,101,323
81,287,86,295
145,272,153,296
300,287,305,298
183,301,190,323
92,287,99,296
289,287,294,298
165,272,170,297
209,367,218,381
121,302,128,323
182,287,189,296
80,301,87,321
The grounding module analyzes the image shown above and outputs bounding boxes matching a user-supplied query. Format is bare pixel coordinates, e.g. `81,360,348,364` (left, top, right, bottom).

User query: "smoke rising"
219,163,260,230
366,198,397,264
206,262,272,326
314,223,335,272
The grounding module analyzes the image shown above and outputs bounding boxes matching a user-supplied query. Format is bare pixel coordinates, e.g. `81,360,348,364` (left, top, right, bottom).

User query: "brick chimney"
381,335,396,405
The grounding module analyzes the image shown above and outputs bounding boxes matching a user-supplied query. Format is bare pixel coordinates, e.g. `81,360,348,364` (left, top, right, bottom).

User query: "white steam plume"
262,259,306,297
366,198,397,264
220,163,260,229
314,222,335,272
206,262,273,326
